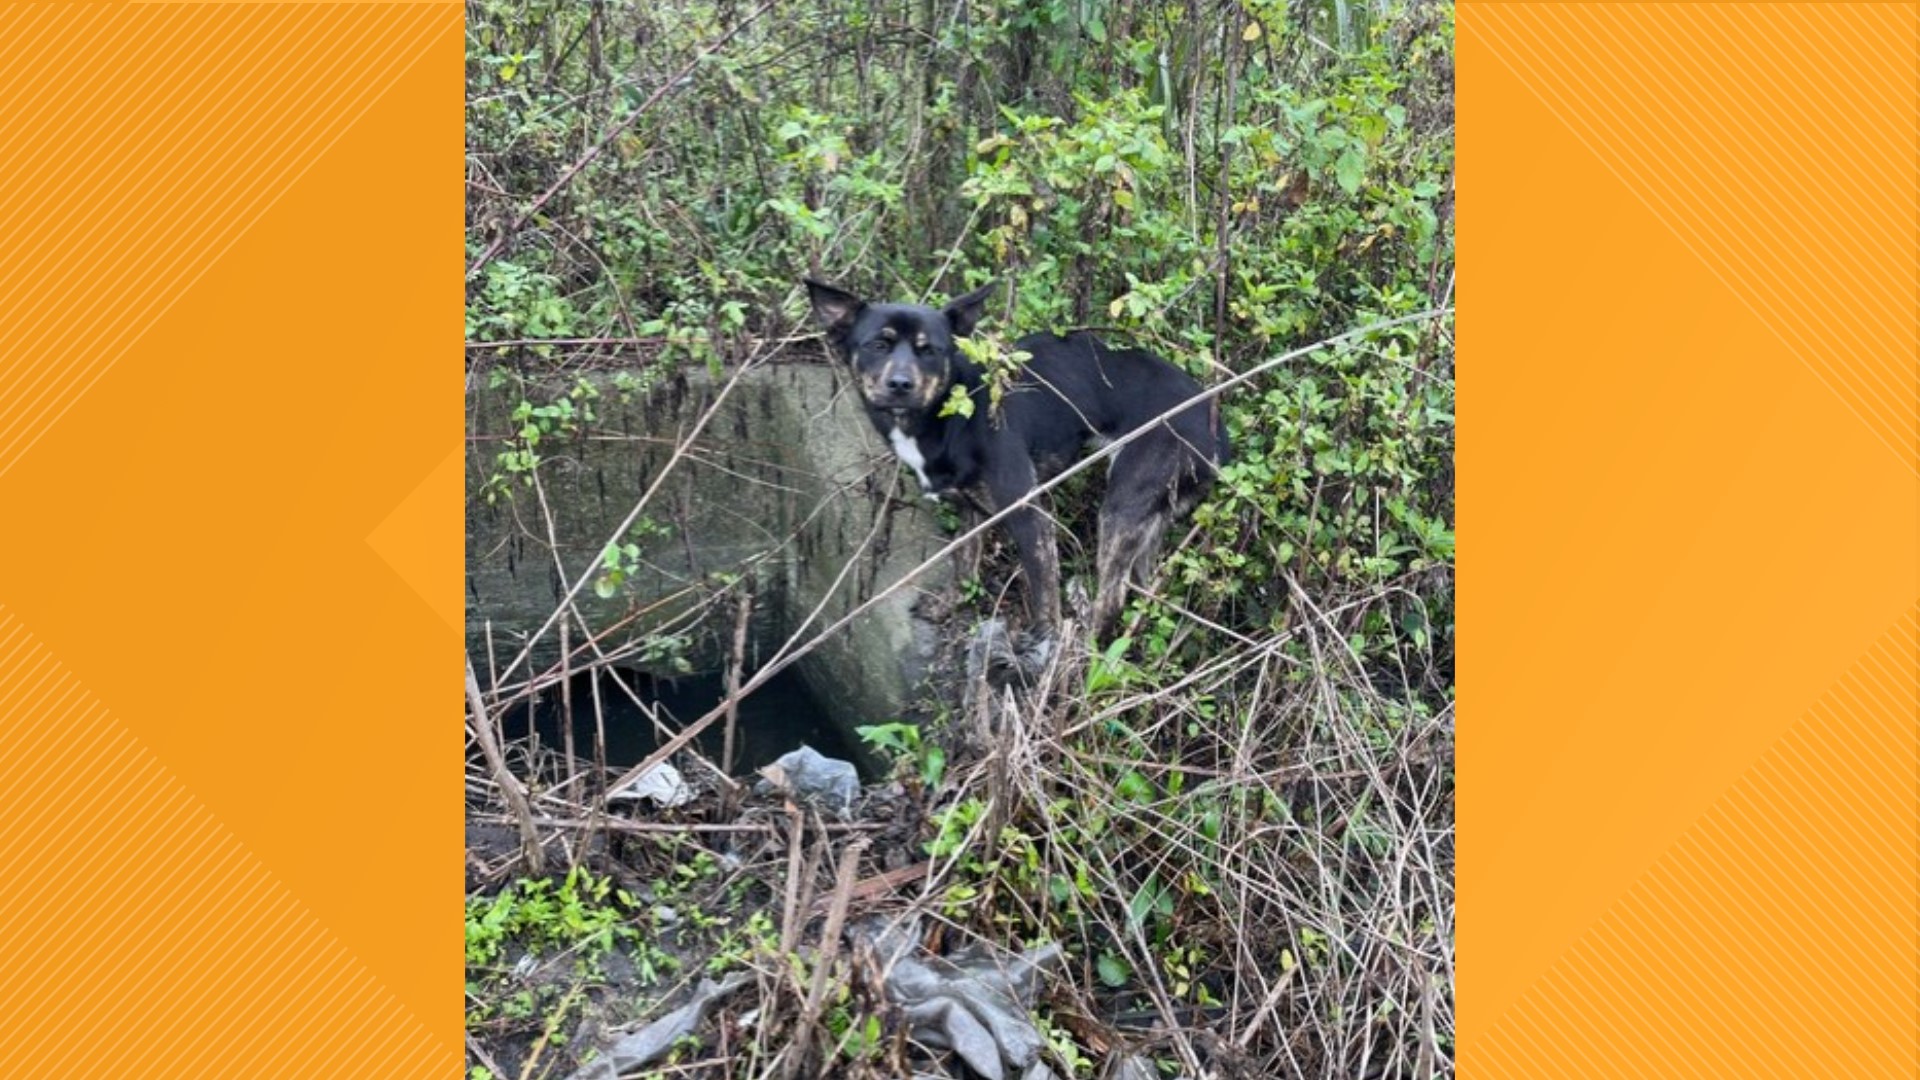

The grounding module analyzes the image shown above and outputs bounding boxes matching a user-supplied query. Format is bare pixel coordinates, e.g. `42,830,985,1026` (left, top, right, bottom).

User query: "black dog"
805,278,1228,642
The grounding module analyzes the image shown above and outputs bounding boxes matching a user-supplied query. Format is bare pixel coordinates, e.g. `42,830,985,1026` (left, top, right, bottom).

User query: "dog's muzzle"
877,360,920,406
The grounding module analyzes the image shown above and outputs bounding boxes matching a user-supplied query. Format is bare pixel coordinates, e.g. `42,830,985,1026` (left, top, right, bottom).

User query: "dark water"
498,666,865,778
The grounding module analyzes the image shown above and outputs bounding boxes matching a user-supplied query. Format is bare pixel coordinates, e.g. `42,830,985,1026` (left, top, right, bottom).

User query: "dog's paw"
1017,633,1056,676
965,618,1022,683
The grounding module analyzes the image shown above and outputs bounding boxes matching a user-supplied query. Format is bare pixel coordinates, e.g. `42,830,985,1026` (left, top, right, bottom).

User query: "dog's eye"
865,340,888,353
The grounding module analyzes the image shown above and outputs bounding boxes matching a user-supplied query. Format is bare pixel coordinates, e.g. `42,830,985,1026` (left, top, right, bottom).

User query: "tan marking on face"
908,365,944,411
858,369,908,407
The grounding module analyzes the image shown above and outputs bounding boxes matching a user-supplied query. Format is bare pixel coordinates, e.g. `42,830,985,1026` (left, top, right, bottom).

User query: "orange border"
1463,3,1916,1075
0,5,461,1075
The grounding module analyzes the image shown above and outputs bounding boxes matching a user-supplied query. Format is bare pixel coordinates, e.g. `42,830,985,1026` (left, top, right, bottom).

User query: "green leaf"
1127,873,1161,930
854,724,890,750
1096,952,1130,987
1048,875,1074,905
939,384,975,418
1335,149,1365,194
1201,806,1222,842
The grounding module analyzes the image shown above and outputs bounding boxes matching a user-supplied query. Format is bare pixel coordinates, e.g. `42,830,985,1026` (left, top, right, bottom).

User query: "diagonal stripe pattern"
1467,608,1919,1078
1470,3,1920,473
0,607,449,1077
0,3,454,478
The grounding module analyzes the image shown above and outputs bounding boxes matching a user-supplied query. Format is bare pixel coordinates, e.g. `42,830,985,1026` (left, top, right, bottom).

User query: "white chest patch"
887,425,937,496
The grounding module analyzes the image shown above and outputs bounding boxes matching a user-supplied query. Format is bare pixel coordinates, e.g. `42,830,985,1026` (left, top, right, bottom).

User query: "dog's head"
804,279,995,416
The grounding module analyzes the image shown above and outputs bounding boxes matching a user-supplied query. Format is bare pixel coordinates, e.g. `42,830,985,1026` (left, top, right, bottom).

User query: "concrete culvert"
467,357,955,774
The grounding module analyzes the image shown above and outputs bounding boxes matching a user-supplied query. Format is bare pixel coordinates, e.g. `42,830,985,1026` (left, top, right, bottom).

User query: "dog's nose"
885,373,914,396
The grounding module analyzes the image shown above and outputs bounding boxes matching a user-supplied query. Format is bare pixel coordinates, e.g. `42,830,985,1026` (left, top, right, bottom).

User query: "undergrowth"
466,0,1453,1076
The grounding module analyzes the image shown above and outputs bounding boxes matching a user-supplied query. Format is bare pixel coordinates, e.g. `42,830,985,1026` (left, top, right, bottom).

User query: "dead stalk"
466,656,546,876
787,837,871,1080
778,806,806,957
723,584,755,775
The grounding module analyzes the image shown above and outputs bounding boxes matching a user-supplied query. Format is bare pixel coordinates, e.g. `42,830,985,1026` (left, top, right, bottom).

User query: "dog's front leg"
1006,505,1061,633
983,458,1062,636
948,499,986,588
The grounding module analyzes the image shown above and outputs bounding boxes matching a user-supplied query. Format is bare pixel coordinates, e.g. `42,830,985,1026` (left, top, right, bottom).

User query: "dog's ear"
943,281,996,338
804,279,864,345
